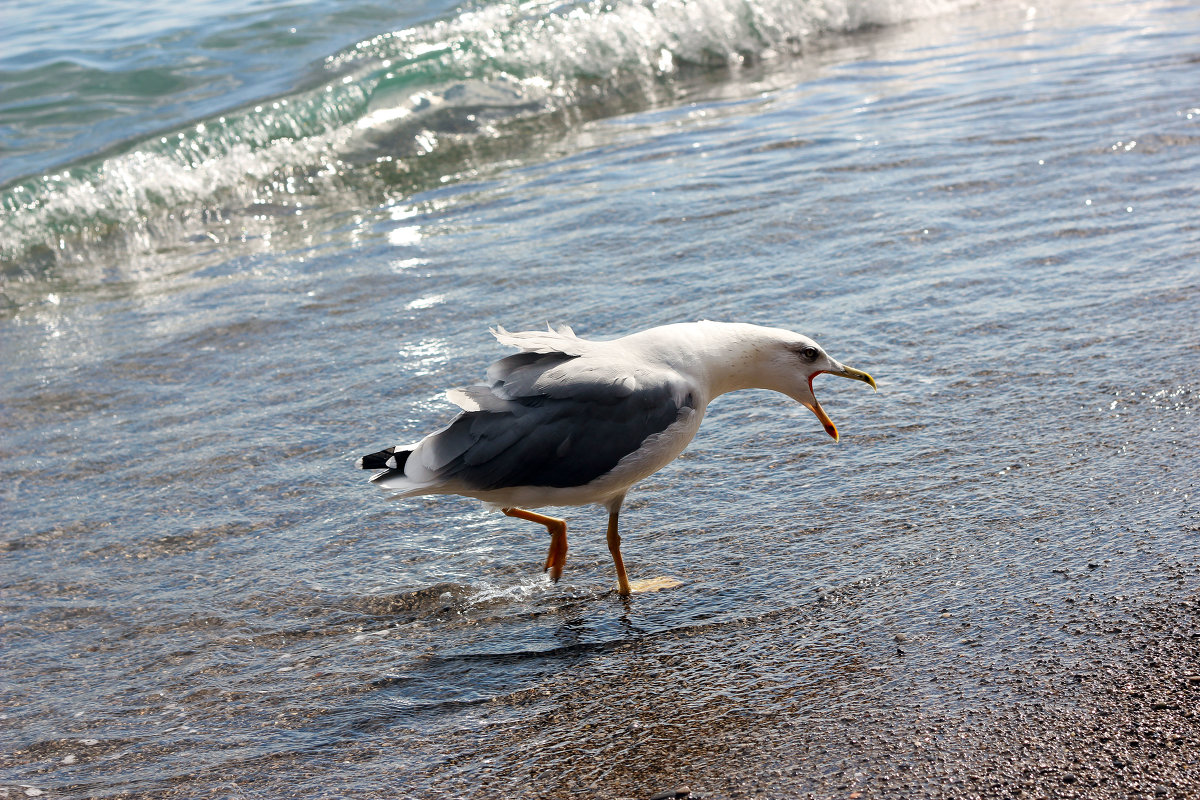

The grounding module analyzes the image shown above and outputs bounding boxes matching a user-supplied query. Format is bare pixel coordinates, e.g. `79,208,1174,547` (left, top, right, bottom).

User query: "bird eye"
800,346,819,361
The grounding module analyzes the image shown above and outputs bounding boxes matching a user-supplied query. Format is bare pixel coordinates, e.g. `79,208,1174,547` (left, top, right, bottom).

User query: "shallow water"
2,0,1199,797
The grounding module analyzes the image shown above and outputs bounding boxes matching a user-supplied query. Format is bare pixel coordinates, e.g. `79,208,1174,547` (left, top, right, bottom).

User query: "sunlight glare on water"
1,0,1199,797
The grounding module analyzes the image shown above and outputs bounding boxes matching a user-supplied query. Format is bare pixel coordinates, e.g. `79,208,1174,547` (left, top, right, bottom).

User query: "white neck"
619,321,797,403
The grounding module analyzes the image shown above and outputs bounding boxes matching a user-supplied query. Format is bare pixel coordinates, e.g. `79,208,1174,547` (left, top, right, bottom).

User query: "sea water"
2,0,1198,796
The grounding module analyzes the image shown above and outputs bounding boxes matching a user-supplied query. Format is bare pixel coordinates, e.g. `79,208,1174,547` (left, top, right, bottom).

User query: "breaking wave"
0,0,974,268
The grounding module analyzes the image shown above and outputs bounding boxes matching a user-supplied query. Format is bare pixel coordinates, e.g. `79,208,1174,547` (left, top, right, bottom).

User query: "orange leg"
606,511,632,597
502,507,568,582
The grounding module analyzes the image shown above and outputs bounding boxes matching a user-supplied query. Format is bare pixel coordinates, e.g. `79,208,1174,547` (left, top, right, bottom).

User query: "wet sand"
661,586,1200,799
12,568,1190,800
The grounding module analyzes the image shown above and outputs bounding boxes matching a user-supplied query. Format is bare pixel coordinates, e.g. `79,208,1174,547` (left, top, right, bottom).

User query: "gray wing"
425,351,694,490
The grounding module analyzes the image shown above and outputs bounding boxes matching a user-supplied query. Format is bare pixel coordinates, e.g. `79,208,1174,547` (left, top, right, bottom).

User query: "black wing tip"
358,446,398,470
359,447,411,472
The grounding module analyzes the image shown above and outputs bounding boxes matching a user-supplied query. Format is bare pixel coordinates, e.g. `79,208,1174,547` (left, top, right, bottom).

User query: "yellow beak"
804,364,877,442
830,365,877,392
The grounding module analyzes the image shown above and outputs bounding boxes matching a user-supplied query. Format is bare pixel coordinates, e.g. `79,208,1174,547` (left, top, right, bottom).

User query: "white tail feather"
490,324,589,355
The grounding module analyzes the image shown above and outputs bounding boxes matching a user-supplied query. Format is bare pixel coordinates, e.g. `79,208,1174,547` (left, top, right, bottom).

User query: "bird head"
760,333,877,442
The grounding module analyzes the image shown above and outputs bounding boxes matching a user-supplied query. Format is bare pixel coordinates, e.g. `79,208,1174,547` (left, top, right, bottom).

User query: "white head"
697,322,878,442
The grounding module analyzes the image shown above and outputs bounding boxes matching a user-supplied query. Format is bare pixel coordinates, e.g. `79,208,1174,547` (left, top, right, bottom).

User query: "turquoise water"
0,0,465,185
0,0,978,269
2,0,1199,797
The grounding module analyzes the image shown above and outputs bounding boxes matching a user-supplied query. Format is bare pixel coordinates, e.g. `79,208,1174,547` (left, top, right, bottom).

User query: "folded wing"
374,345,694,493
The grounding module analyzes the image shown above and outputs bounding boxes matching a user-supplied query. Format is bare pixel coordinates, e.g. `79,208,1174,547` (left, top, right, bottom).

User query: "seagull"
358,321,876,595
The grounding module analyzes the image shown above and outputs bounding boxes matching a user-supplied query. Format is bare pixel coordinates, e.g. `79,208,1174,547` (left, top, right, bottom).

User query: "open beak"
803,364,877,442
